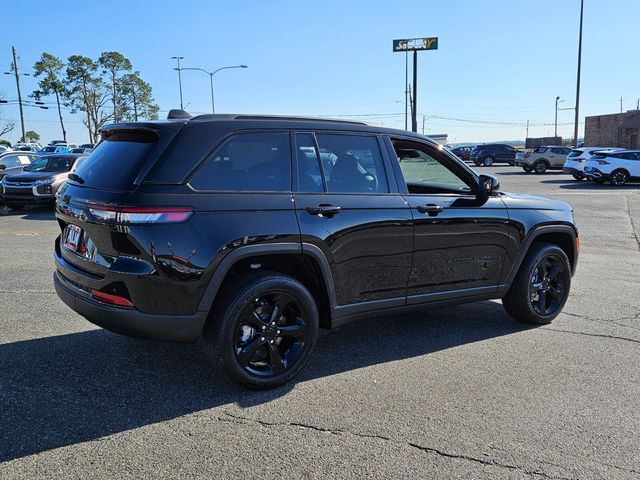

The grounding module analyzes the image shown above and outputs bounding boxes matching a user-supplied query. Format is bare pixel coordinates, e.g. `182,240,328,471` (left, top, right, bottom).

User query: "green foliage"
118,72,160,121
24,130,40,142
32,52,68,141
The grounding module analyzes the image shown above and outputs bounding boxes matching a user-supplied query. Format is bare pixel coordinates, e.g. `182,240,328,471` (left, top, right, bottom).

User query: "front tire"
502,243,571,325
609,169,629,186
203,271,319,389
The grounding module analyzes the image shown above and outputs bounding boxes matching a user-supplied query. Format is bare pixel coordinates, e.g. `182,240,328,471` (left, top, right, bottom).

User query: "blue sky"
1,0,638,144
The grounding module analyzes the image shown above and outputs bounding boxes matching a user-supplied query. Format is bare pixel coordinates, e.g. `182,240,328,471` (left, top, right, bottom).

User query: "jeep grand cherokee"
53,113,579,389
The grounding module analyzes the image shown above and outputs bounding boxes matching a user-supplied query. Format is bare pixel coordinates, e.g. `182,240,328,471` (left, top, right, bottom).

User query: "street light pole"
181,65,248,114
171,56,185,110
573,0,584,147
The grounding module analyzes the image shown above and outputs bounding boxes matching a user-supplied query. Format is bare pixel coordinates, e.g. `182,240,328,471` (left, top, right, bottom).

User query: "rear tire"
482,156,494,167
533,161,548,174
572,174,584,180
503,243,571,325
203,271,319,389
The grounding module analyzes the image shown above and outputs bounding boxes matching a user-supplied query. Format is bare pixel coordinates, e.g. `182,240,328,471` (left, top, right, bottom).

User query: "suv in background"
450,145,473,162
53,113,578,389
470,144,518,166
519,146,572,174
584,150,640,185
563,147,620,180
1,154,83,209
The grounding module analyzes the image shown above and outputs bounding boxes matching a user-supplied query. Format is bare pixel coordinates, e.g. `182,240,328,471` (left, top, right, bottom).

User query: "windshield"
24,156,74,172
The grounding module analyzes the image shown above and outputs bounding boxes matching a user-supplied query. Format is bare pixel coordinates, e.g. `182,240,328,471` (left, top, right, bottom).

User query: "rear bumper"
563,167,582,175
53,253,207,343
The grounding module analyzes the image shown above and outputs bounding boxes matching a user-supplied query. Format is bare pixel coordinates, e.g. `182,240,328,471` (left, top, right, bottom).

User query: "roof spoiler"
167,109,192,120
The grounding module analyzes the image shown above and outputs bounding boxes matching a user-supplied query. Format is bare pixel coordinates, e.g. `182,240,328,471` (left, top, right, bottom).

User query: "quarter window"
314,134,388,193
190,132,291,192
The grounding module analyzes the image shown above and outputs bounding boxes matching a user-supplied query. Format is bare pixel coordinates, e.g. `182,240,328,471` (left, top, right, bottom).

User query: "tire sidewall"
534,161,548,174
483,156,494,167
215,275,319,389
610,169,628,186
519,245,571,324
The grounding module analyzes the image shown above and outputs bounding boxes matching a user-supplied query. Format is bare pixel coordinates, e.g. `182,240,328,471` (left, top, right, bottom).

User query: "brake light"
575,158,584,163
91,289,134,308
87,204,193,224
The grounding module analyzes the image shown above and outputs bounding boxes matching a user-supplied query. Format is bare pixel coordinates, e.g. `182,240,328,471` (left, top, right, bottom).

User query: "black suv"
470,144,518,166
53,114,579,389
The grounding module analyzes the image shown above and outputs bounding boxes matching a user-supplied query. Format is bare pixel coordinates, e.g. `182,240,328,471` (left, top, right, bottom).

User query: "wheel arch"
503,225,578,289
197,243,336,330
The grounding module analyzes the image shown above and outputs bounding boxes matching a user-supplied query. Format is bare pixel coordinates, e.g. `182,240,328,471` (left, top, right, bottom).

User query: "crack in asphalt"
542,326,640,345
219,412,563,478
562,311,640,332
623,195,640,251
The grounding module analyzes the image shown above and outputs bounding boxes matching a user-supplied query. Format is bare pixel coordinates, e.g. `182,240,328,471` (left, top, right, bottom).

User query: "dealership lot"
1,167,639,479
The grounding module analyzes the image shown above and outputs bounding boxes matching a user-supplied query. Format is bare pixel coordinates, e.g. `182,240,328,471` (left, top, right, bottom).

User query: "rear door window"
314,134,388,193
71,130,159,191
190,132,291,192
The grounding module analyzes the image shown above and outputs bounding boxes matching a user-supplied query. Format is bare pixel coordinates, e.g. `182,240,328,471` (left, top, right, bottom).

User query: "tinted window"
295,133,323,192
568,149,583,157
534,147,548,153
314,134,387,193
394,141,472,194
71,130,158,191
190,132,291,192
24,156,74,172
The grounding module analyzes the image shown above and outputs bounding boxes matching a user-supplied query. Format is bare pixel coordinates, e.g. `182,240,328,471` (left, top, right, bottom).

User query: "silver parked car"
0,151,38,181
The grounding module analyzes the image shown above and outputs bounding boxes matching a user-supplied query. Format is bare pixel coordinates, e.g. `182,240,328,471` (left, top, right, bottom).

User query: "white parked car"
583,150,640,185
563,147,620,180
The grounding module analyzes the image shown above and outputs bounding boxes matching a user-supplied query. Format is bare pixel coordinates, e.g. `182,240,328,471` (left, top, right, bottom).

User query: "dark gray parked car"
0,151,37,181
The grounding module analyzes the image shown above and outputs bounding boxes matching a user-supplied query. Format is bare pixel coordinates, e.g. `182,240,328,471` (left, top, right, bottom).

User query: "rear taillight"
87,205,193,224
575,158,584,163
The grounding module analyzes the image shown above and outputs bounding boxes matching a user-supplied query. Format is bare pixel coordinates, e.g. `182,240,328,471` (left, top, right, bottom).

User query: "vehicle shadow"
540,179,639,190
0,205,55,220
0,301,531,462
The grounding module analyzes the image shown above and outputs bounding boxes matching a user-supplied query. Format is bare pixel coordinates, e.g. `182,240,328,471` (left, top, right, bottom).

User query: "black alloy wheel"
528,255,568,317
609,169,629,186
502,242,571,325
234,292,309,377
203,271,318,389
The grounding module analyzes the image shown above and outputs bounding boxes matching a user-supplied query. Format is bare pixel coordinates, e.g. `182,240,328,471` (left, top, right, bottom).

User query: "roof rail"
232,114,368,125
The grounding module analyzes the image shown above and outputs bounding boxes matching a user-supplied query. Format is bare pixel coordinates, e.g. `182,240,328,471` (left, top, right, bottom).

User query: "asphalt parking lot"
1,166,639,479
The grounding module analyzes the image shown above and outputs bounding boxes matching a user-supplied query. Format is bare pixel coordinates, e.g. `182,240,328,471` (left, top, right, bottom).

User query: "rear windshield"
70,130,157,191
568,149,583,157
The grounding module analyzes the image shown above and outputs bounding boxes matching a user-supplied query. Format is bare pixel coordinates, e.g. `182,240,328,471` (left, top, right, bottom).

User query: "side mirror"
479,174,500,196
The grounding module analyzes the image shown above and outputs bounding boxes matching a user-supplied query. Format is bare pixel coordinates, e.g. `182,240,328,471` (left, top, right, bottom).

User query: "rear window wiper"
68,173,85,184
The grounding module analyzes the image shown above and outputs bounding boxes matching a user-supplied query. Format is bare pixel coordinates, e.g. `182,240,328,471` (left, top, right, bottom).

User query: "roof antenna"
167,109,192,120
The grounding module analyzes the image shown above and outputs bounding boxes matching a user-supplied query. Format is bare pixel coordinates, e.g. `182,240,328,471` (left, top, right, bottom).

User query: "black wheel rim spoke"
234,290,308,377
267,343,287,374
278,321,306,340
237,336,265,366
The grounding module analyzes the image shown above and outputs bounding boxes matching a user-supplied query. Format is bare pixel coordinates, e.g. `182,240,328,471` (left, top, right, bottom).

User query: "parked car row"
0,153,88,209
2,141,94,154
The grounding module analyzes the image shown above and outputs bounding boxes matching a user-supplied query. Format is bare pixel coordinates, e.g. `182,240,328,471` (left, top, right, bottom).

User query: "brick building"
584,110,640,149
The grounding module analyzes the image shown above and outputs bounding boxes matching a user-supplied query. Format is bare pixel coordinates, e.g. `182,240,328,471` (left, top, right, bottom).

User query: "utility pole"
412,51,418,132
573,0,584,147
526,119,530,140
171,56,185,110
404,51,408,131
619,97,623,113
422,115,426,134
555,96,560,137
10,46,26,142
